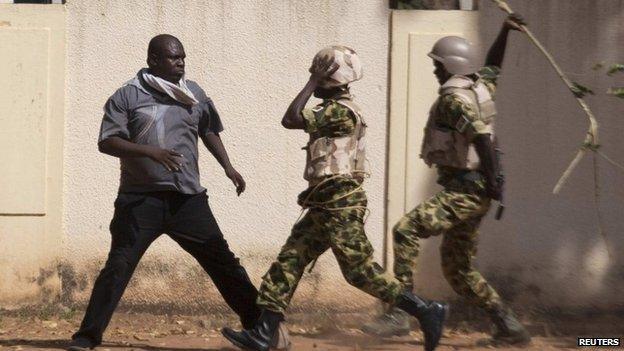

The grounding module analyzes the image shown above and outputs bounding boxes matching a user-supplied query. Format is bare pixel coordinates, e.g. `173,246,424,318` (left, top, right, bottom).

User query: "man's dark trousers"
73,191,260,345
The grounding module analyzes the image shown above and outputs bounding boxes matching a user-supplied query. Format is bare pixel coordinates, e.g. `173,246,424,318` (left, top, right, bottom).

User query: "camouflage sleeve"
302,107,319,134
302,102,355,137
439,94,490,140
478,65,500,97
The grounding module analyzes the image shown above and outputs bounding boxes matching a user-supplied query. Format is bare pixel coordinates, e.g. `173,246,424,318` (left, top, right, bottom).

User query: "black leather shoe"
395,291,448,351
222,309,284,351
67,337,96,351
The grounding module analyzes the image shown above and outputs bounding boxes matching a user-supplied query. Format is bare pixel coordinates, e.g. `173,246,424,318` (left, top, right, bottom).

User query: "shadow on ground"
0,338,237,351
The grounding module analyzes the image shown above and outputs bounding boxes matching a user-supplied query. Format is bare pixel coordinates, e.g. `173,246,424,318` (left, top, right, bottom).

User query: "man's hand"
309,55,339,83
146,147,184,172
202,133,247,194
504,13,526,32
485,13,525,73
225,167,246,196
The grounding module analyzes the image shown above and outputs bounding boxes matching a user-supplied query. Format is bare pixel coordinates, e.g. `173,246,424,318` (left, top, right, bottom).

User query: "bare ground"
0,310,622,351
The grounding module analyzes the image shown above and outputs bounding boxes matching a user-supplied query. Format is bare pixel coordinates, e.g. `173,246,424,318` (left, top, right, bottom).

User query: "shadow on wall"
55,247,378,316
476,0,624,311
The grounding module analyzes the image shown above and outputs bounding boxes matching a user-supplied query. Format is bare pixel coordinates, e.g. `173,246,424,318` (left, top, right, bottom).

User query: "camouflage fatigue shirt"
297,95,364,208
436,66,500,190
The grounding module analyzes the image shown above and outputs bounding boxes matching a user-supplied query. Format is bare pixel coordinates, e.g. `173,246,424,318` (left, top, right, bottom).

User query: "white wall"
0,4,65,308
63,0,390,312
59,0,624,315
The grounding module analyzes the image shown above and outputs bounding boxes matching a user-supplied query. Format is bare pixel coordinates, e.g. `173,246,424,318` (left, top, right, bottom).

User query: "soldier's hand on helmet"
309,55,339,82
225,166,246,196
504,13,526,31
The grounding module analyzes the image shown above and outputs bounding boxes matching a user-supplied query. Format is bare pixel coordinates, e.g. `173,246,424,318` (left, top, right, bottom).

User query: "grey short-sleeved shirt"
99,71,224,194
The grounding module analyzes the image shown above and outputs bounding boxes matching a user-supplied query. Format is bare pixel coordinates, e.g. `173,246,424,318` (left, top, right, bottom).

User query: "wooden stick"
490,0,600,193
491,0,614,259
552,148,586,195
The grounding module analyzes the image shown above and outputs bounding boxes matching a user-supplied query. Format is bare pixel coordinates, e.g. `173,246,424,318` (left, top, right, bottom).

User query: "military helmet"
312,45,363,88
428,36,479,75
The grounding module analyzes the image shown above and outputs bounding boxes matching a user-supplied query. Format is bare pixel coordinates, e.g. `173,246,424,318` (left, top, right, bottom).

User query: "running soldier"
362,14,532,347
222,46,447,351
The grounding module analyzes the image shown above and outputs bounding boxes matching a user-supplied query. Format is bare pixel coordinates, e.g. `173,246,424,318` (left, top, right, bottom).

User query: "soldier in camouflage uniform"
222,46,447,351
363,15,532,347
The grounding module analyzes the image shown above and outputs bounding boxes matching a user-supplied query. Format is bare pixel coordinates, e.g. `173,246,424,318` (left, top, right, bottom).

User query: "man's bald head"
147,34,186,83
148,34,182,59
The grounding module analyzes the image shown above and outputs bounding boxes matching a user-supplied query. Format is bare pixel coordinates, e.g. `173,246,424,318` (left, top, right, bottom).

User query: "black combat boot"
478,307,531,347
395,291,448,351
222,309,284,351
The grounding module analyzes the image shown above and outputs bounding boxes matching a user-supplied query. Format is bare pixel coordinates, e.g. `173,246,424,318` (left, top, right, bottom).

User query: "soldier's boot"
395,291,448,351
477,307,531,347
242,311,291,350
222,309,284,351
361,308,412,337
271,323,292,350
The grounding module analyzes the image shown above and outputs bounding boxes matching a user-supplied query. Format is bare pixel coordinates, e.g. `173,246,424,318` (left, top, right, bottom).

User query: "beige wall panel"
0,4,65,307
388,11,479,296
0,28,48,214
0,217,56,302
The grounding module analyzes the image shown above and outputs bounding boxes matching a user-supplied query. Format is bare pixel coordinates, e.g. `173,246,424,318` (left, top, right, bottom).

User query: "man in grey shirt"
68,34,262,350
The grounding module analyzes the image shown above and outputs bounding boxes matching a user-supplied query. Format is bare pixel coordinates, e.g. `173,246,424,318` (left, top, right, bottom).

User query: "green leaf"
607,64,624,76
582,141,600,150
607,87,624,99
592,62,605,71
571,82,595,98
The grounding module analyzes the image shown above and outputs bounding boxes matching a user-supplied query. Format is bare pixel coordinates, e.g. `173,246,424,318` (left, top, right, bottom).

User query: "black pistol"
494,147,505,220
495,174,505,220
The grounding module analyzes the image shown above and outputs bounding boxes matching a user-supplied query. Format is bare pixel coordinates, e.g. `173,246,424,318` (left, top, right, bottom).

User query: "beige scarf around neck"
141,69,199,106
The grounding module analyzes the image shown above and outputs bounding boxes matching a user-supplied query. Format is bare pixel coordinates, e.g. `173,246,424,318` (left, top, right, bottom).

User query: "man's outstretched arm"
201,133,246,196
485,14,526,68
281,56,339,130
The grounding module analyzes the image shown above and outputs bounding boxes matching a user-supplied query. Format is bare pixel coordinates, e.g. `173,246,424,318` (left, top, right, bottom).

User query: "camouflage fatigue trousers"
256,192,403,313
393,188,505,312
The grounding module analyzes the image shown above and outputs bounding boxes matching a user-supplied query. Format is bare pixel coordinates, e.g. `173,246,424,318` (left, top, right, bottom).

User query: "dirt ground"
0,311,621,351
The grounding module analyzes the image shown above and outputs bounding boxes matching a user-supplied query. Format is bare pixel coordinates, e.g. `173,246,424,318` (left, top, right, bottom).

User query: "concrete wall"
0,4,65,308
62,0,391,313
1,0,621,317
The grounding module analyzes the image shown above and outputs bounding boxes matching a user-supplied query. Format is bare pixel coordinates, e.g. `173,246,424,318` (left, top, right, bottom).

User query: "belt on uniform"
439,169,486,193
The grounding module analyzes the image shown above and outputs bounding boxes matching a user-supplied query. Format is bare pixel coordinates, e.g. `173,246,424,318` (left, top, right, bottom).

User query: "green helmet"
428,36,480,75
312,45,363,88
